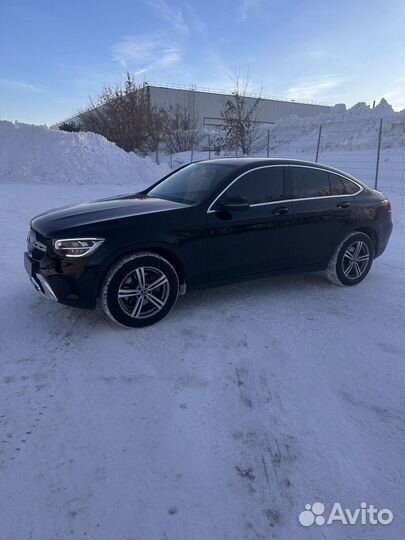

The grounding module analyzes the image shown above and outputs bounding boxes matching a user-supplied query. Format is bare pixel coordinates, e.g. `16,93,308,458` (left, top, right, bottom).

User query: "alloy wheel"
118,266,170,319
342,240,370,280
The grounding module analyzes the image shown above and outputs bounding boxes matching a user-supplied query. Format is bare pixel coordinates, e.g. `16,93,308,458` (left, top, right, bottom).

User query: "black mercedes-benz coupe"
25,158,393,327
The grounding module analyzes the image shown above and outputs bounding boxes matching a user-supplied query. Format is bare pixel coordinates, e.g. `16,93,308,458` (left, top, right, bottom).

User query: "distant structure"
54,82,332,129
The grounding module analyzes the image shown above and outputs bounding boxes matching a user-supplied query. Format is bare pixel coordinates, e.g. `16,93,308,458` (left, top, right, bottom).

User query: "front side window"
219,167,285,205
291,167,330,199
147,162,238,205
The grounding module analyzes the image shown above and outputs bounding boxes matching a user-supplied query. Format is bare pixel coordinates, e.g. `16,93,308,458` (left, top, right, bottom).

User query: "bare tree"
221,75,261,155
79,74,160,153
58,121,81,133
159,104,198,154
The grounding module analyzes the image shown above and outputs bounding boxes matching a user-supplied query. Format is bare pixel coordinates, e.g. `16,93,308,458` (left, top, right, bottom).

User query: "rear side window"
291,167,330,198
329,173,361,195
221,166,285,205
342,176,361,194
329,173,346,195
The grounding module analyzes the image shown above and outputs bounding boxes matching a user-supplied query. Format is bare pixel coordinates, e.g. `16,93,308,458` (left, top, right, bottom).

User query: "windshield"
146,162,238,205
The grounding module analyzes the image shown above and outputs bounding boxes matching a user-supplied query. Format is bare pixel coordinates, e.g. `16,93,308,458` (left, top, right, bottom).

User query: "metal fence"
157,116,405,197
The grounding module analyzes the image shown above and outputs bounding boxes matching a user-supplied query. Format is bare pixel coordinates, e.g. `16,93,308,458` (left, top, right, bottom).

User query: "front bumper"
25,251,58,301
24,250,101,309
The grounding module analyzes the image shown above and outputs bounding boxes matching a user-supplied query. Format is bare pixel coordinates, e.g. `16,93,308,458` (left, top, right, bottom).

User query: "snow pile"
256,98,405,155
0,120,168,187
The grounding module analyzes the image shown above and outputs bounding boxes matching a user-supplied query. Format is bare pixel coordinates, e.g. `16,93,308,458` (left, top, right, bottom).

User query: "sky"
0,0,404,125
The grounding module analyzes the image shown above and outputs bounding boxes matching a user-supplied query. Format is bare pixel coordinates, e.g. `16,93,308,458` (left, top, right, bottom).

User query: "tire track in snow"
224,328,299,538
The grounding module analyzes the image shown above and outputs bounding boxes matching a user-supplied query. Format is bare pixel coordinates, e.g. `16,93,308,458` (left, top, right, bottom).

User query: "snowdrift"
0,120,168,187
255,98,405,155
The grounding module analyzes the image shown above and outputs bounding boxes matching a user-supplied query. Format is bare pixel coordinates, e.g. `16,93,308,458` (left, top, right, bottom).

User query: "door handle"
272,206,289,215
337,201,350,209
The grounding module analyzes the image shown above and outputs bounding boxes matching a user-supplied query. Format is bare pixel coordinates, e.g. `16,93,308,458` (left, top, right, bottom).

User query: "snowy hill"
0,120,168,187
254,98,405,154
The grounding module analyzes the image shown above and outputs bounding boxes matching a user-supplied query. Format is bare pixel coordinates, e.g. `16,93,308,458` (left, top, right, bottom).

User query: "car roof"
197,157,365,186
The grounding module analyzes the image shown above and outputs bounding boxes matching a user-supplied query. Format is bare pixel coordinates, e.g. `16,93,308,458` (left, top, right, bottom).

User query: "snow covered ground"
0,179,404,540
0,117,404,540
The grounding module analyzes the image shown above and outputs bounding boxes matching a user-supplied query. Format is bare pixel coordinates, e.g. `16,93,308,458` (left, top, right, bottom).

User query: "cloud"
112,35,161,65
158,49,182,67
112,3,229,86
239,0,260,22
112,0,190,74
0,78,45,93
112,34,182,73
286,75,346,101
143,0,189,35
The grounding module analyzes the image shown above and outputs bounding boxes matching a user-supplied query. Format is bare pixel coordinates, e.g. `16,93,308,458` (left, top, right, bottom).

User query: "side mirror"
216,197,250,212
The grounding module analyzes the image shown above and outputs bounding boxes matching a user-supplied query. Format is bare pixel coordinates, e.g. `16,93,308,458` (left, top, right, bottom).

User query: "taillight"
380,199,391,212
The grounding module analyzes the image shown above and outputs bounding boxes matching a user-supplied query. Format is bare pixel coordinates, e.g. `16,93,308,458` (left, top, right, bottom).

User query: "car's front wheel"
327,231,374,286
101,252,179,327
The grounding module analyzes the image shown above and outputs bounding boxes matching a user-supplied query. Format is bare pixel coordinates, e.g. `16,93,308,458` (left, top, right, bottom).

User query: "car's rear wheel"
327,232,374,286
101,252,179,327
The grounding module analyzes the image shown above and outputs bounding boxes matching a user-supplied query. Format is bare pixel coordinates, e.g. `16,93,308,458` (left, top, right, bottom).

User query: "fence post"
267,129,270,157
190,130,194,163
374,118,383,189
315,125,322,162
208,135,211,160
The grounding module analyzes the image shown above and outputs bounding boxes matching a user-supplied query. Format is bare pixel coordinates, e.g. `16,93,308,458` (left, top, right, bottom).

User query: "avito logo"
299,502,393,527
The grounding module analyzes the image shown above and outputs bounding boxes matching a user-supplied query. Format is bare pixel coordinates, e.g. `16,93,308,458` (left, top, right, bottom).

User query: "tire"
101,252,179,327
326,232,374,286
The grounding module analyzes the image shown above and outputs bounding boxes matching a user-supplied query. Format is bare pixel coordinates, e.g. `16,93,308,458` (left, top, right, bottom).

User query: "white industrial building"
144,84,331,127
55,83,332,129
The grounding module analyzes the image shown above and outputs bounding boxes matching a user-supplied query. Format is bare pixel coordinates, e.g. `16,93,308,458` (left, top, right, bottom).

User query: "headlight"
52,238,105,257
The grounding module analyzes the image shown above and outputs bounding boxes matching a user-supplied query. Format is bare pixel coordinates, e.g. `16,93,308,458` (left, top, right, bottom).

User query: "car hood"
31,194,189,237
